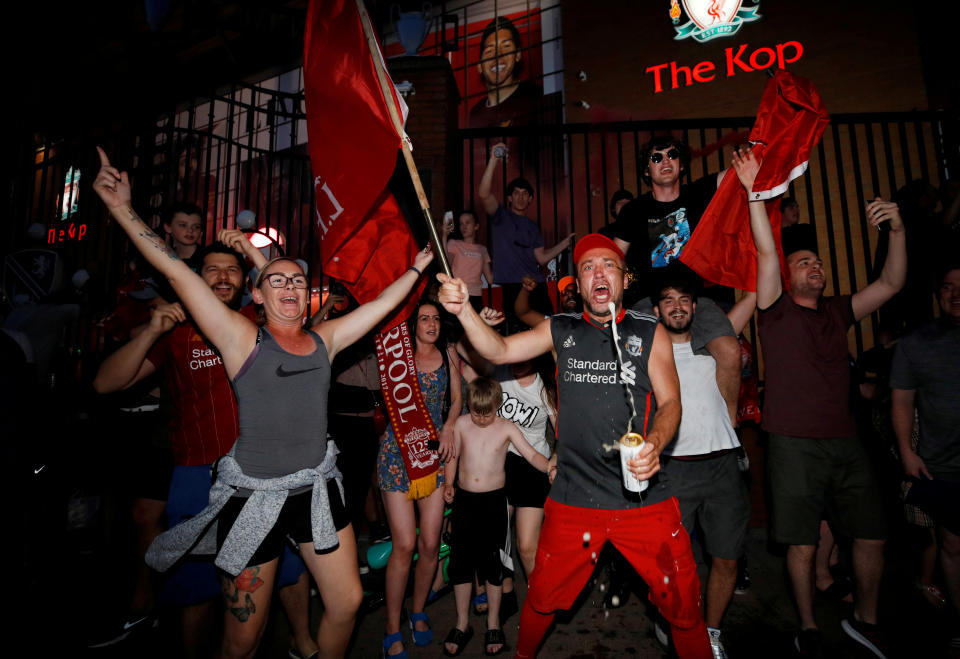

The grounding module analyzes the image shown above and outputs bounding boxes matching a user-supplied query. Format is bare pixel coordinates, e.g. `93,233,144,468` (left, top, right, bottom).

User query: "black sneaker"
86,613,157,648
794,628,823,658
734,561,750,595
841,617,889,658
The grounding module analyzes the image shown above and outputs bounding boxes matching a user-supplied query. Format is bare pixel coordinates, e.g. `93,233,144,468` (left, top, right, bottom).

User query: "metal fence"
461,110,956,358
7,87,956,376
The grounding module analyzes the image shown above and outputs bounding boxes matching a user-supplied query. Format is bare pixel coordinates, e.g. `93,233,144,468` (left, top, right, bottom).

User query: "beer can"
619,432,649,492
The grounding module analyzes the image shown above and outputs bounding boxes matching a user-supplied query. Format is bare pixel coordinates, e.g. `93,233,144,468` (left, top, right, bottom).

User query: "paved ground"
65,525,959,658
15,412,958,658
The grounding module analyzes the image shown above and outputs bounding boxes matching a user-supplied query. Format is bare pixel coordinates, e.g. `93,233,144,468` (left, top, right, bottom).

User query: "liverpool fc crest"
673,0,761,43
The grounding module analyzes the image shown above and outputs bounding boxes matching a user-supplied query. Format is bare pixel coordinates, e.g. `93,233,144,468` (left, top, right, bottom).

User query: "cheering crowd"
86,130,959,659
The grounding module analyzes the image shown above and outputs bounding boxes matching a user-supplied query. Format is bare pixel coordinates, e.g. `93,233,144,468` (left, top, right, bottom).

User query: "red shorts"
527,497,704,629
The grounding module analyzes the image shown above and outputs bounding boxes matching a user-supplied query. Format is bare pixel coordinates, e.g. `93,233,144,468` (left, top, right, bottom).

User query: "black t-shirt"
548,310,673,509
608,175,718,303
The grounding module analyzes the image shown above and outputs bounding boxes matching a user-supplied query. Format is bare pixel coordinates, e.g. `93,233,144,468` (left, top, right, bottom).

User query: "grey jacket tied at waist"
146,440,343,576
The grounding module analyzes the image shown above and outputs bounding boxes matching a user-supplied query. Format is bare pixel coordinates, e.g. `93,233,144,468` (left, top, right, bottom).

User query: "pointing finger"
96,146,112,168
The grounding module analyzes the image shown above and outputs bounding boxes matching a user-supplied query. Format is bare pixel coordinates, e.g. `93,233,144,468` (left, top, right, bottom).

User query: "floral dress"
377,363,447,492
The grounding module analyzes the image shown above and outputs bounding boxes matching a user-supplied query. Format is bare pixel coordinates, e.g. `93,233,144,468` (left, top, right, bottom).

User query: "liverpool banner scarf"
304,0,439,498
680,69,830,291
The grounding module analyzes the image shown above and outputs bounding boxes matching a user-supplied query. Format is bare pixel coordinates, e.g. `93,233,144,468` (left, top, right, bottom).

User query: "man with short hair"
890,265,960,644
93,233,317,658
469,16,544,128
654,273,756,659
438,233,712,658
739,145,906,659
479,142,574,326
607,136,741,426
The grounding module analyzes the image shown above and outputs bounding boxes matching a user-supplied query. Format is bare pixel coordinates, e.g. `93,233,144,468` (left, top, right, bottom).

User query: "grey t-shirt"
889,320,960,481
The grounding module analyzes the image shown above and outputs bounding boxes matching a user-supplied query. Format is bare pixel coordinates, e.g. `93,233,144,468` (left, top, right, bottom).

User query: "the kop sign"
670,0,761,43
647,1,803,93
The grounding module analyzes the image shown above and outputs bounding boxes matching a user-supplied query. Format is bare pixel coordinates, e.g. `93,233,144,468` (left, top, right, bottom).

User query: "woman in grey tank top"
93,148,436,659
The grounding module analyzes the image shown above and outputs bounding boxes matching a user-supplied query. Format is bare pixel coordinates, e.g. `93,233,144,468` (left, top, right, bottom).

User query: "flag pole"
355,0,452,277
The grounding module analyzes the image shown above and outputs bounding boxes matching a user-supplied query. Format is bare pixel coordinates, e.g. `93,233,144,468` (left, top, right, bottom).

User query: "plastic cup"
619,433,649,492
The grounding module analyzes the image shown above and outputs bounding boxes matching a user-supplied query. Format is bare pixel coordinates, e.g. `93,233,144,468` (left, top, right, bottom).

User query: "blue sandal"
410,611,434,646
383,631,408,658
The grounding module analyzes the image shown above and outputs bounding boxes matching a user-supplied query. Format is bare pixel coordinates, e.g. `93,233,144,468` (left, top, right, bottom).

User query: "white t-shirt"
496,365,553,458
663,341,740,457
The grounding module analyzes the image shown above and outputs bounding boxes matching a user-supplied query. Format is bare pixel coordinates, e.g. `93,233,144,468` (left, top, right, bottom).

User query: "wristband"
408,265,421,275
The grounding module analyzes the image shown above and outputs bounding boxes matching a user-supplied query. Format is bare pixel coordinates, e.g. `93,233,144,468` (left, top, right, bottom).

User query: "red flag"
304,0,421,327
680,70,830,292
305,0,441,500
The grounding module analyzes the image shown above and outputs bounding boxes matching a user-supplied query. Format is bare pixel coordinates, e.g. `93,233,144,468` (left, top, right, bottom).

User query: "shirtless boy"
442,377,555,656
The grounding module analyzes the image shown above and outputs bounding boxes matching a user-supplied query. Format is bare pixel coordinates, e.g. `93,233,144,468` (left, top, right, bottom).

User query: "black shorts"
448,488,511,587
216,479,350,568
768,434,887,545
505,451,551,509
659,452,750,560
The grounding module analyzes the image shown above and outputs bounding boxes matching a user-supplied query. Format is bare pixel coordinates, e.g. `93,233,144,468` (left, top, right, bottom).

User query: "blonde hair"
466,377,503,416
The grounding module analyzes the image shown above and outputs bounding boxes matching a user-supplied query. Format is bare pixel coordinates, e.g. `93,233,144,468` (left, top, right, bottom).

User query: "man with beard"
654,277,756,659
438,233,712,658
93,233,317,658
738,145,906,659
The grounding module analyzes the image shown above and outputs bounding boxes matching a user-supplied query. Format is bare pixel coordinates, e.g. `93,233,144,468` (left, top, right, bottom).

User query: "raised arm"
314,247,435,360
533,233,575,267
732,147,781,309
514,276,548,328
456,309,503,379
506,422,550,473
93,148,255,367
308,293,345,329
726,291,757,336
438,273,554,364
628,324,681,482
851,199,906,321
92,302,185,393
478,143,504,216
218,228,268,270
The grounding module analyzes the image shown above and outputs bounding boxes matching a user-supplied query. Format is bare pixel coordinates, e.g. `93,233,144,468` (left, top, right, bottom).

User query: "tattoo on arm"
129,208,181,261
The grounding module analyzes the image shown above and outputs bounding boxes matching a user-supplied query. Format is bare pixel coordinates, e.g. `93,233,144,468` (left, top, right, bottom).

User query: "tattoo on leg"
222,566,265,623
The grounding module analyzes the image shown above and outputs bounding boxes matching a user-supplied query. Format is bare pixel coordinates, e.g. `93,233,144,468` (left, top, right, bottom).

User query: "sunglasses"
649,148,680,164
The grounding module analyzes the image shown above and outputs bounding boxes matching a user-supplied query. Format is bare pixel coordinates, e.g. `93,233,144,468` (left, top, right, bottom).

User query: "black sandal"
442,626,473,657
484,628,506,656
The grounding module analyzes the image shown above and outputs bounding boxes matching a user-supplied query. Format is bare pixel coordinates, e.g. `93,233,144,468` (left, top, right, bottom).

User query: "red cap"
573,233,625,265
557,275,577,292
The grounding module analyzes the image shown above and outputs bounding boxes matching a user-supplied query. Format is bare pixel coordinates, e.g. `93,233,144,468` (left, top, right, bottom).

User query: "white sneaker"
708,627,729,659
